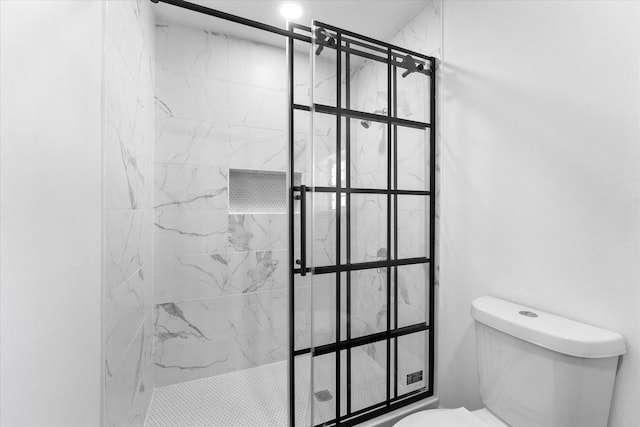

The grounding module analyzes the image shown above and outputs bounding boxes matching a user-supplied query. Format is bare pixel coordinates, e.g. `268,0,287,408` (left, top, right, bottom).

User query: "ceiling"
153,0,428,46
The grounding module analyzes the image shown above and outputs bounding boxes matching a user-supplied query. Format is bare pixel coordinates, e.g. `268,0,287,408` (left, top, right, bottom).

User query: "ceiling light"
280,2,303,20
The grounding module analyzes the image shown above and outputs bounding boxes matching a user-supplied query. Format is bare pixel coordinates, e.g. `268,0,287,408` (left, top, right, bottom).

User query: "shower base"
145,347,394,426
145,359,292,427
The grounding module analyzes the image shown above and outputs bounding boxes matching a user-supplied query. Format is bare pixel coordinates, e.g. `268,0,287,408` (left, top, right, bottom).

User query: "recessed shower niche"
229,168,288,214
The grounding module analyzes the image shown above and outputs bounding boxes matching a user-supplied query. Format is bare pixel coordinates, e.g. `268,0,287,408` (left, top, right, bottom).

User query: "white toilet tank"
471,296,626,427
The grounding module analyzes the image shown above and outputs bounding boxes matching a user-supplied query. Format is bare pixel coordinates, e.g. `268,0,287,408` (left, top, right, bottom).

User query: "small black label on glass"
407,370,423,385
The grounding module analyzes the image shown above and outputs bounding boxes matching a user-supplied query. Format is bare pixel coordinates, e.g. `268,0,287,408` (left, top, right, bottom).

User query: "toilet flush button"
519,310,538,318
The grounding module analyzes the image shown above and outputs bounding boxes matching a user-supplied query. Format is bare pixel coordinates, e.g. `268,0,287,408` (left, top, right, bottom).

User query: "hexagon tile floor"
144,348,395,427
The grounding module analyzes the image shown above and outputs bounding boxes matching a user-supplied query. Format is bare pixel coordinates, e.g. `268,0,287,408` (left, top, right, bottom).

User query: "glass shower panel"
312,112,339,188
293,109,311,187
306,19,434,427
293,274,311,352
395,264,429,329
397,126,430,191
396,195,429,259
347,341,388,412
350,118,388,189
293,39,311,107
396,331,429,396
294,354,312,427
313,29,339,108
290,26,314,426
312,192,337,269
311,273,337,348
348,53,389,117
350,268,388,339
395,58,429,122
350,193,387,264
150,15,292,427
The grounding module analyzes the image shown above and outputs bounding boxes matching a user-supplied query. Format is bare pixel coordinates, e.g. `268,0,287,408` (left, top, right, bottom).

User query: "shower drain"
314,389,333,402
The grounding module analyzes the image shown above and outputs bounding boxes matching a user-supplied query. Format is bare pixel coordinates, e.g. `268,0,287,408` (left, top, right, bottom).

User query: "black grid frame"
291,21,436,427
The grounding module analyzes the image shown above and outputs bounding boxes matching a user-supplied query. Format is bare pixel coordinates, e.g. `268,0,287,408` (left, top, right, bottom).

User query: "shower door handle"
295,185,307,276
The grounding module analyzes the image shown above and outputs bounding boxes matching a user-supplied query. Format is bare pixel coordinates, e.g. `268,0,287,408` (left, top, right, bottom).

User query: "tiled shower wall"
103,0,156,425
153,24,290,386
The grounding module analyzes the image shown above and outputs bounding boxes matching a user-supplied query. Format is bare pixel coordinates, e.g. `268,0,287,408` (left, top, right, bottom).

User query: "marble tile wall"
153,23,291,386
103,0,155,425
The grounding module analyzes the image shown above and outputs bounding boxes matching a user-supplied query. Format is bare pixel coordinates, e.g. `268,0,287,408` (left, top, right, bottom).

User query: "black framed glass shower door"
289,21,436,427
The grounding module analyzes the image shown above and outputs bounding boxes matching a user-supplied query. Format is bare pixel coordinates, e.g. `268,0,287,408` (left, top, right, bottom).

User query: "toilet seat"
394,407,508,427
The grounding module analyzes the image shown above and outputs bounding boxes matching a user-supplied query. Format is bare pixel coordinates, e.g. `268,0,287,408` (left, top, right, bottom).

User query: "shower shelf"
228,168,289,214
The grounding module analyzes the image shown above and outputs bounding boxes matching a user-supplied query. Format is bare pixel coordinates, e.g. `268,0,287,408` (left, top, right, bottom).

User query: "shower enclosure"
144,1,435,426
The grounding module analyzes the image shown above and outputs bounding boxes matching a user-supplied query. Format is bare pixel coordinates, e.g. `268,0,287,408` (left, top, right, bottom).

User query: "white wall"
0,1,103,426
440,1,640,426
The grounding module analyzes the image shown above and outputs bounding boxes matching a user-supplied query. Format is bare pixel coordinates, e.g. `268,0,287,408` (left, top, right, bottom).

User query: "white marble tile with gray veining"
227,250,287,294
155,289,286,346
153,327,287,387
105,319,149,427
107,0,148,86
105,267,149,374
393,0,441,57
313,133,339,188
350,194,387,263
155,67,229,123
153,336,229,387
313,54,342,107
104,0,155,425
155,163,227,210
397,126,428,191
293,123,310,177
125,313,155,427
350,268,388,338
228,36,286,90
105,37,153,211
153,290,287,386
397,208,428,259
228,214,287,252
155,98,172,139
350,123,387,189
293,50,311,106
156,24,229,80
293,284,311,351
154,210,228,257
351,58,388,115
396,71,428,123
228,83,286,131
227,125,286,170
154,253,230,304
155,117,230,166
313,211,337,267
105,210,147,294
396,263,428,328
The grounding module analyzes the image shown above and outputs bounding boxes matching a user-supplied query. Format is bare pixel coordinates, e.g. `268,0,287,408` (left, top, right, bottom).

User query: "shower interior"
146,1,435,426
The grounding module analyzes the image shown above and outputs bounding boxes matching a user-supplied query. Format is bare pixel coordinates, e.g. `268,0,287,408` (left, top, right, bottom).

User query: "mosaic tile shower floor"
145,348,394,426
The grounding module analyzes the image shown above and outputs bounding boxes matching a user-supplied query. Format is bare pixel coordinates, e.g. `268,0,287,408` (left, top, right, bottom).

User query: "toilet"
396,296,626,427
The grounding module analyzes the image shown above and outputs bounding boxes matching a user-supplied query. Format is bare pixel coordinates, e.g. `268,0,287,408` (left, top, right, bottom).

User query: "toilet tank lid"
471,296,626,358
